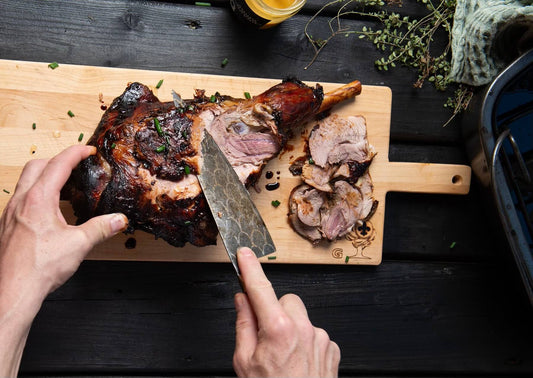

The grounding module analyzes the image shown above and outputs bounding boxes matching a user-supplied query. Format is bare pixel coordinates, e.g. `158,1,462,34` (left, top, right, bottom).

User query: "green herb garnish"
156,79,164,89
154,118,163,136
345,255,350,263
156,145,166,153
244,91,251,100
32,123,36,130
184,220,192,225
67,110,75,117
268,256,276,260
78,132,84,142
308,157,315,165
449,241,456,249
3,189,10,194
210,94,216,103
111,142,116,149
221,58,229,67
271,200,281,208
184,165,191,175
48,62,59,69
195,1,211,6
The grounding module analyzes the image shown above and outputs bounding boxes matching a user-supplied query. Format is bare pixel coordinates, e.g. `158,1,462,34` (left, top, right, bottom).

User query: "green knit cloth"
450,0,533,86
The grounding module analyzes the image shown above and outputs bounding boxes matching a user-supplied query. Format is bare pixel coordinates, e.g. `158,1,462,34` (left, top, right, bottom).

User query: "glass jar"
230,0,306,29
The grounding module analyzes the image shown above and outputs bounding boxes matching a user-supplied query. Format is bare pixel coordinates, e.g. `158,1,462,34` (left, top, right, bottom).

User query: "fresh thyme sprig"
305,0,471,125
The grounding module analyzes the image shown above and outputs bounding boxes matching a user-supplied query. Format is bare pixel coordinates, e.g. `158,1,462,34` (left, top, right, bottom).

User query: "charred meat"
64,78,361,247
289,114,377,243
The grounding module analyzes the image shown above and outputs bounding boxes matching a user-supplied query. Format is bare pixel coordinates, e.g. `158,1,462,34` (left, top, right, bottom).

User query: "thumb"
77,213,128,248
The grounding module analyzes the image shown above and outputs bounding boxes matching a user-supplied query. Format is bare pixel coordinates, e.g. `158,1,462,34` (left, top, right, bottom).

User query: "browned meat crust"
64,78,327,247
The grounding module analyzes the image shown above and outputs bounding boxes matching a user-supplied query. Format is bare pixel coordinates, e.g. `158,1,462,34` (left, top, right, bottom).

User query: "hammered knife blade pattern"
197,130,276,275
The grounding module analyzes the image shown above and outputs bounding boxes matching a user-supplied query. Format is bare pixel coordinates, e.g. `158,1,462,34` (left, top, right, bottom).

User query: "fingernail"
110,213,128,233
238,247,254,257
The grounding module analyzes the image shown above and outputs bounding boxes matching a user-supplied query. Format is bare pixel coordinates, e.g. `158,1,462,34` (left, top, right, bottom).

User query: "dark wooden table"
1,0,532,376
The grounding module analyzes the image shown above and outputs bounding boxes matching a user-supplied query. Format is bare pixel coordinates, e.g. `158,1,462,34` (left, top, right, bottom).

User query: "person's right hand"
232,247,340,377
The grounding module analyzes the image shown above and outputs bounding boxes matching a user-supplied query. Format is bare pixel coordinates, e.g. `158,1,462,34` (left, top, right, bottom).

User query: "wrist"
0,277,46,324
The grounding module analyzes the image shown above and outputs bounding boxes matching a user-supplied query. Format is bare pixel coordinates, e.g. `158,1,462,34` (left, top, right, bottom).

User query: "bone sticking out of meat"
318,80,362,113
288,113,377,244
64,78,362,248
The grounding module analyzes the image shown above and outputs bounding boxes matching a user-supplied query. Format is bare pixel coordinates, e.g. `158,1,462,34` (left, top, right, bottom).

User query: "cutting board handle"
377,162,471,195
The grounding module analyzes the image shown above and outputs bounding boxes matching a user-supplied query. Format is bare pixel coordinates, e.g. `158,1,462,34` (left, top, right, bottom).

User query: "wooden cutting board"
0,59,471,265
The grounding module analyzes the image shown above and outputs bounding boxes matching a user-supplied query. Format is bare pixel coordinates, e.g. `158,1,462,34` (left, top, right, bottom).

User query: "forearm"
0,315,31,377
0,283,43,377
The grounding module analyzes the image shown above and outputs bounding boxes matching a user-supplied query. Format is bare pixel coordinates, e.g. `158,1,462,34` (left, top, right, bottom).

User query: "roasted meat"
289,114,377,243
64,78,361,247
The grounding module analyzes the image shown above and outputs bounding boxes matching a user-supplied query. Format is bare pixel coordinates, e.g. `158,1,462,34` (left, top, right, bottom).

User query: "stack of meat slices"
288,114,378,244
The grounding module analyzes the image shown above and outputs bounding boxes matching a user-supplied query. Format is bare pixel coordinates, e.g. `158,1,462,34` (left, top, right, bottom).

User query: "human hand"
0,145,127,316
232,247,340,377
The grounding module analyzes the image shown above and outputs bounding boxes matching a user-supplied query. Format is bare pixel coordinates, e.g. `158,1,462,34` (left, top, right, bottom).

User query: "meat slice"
288,114,377,244
64,78,361,247
310,115,370,167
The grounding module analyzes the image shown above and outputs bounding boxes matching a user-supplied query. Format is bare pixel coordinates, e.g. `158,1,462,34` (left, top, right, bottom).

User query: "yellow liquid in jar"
262,0,295,9
232,0,305,28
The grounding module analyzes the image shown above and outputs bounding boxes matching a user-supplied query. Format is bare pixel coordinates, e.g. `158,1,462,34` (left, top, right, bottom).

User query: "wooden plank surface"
0,59,470,265
1,0,532,376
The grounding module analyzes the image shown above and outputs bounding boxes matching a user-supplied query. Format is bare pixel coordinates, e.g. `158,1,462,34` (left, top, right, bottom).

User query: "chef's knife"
197,130,276,277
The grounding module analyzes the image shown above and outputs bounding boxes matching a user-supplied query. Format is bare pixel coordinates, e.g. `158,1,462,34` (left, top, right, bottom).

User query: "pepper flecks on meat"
64,79,361,248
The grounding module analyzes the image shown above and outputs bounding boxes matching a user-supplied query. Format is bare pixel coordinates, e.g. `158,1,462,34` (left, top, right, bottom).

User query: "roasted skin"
64,78,360,248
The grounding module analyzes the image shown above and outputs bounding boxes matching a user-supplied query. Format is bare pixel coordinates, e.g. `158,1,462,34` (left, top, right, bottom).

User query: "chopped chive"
195,1,211,6
156,145,166,153
184,165,191,175
48,62,59,69
67,110,75,117
155,79,164,89
345,255,350,263
244,91,251,100
268,256,276,260
308,157,315,165
221,58,229,67
184,220,192,225
111,142,116,149
78,132,84,142
3,189,10,194
271,200,281,208
187,105,194,111
210,94,216,102
154,118,163,136
449,241,456,249
182,130,188,138
32,122,36,130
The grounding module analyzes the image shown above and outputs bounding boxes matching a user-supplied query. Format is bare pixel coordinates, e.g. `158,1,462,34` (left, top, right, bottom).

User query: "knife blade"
197,130,276,276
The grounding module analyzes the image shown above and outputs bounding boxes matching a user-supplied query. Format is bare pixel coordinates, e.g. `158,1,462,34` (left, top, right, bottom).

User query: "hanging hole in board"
452,175,462,185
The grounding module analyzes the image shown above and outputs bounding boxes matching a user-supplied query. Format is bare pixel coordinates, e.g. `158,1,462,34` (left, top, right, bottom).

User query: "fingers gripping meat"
64,78,361,248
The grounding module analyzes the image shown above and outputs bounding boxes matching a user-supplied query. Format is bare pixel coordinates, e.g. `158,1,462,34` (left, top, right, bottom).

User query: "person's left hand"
0,145,128,316
0,145,128,376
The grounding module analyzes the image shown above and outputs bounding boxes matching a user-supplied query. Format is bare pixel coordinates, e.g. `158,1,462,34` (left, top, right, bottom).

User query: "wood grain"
0,59,470,265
